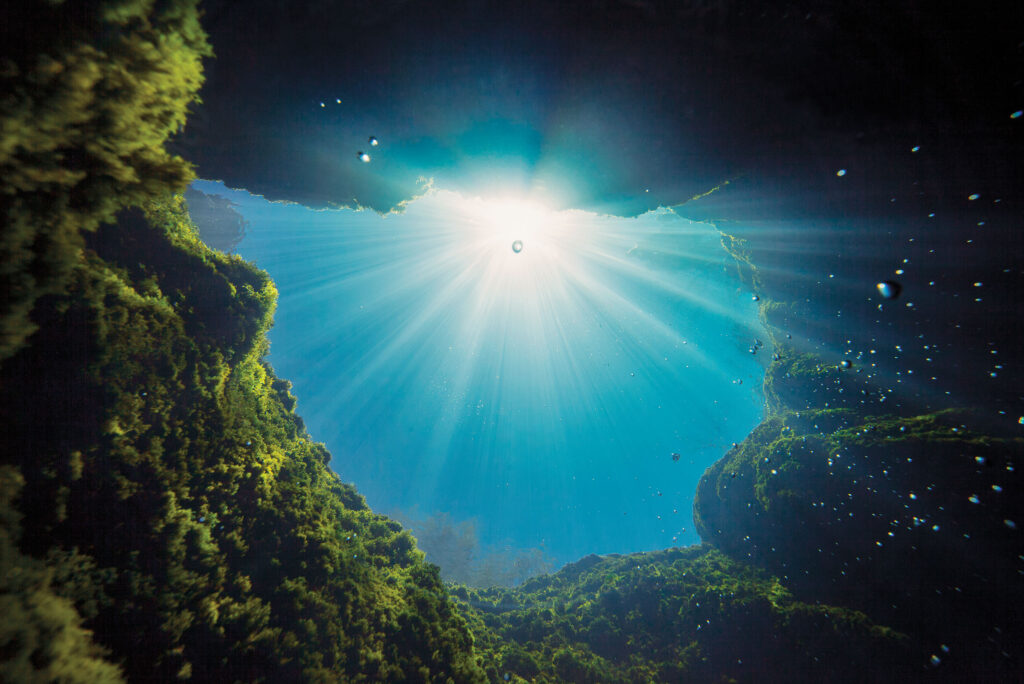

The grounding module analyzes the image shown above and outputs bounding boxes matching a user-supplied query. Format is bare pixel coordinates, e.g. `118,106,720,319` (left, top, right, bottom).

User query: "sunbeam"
193,181,769,564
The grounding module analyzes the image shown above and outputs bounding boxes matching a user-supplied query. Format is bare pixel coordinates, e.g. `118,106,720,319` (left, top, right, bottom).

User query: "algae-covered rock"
694,357,1024,679
0,196,484,682
453,545,912,683
0,0,210,362
0,467,125,684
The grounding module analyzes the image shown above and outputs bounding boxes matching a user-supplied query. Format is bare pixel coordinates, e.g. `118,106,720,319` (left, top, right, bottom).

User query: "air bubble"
876,281,902,299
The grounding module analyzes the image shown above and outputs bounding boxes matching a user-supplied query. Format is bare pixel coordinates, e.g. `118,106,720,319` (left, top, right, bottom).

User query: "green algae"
1,195,485,682
452,546,909,683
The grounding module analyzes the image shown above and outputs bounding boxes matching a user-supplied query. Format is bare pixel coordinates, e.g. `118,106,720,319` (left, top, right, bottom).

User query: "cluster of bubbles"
356,136,379,163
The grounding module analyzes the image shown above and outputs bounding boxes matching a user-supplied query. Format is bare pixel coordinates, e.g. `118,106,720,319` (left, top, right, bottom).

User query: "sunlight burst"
209,181,769,559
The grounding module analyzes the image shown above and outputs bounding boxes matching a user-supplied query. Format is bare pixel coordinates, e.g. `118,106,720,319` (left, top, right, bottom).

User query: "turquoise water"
192,180,768,568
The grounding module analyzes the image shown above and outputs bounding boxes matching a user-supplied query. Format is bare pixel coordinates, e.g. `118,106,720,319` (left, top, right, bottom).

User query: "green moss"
0,196,485,681
1,0,211,362
0,467,124,683
694,400,1024,680
452,546,910,683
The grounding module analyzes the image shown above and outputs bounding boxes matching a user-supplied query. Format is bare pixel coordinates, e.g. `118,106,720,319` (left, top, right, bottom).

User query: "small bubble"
369,136,379,146
752,294,760,301
1012,110,1023,119
932,524,940,531
968,193,980,201
336,98,341,104
512,240,523,253
358,151,371,162
911,145,920,152
840,360,852,370
837,169,847,177
320,102,325,107
930,655,941,666
1006,520,1017,530
992,484,1003,492
968,494,980,504
909,492,917,500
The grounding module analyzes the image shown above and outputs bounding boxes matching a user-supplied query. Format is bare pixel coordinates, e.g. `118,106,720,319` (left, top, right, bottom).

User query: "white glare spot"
358,152,371,162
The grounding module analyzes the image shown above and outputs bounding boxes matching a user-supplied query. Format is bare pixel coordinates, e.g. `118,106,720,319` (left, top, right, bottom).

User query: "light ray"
195,180,769,562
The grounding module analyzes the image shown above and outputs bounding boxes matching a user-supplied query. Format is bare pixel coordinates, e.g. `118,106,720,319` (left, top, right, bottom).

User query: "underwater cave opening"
188,179,771,583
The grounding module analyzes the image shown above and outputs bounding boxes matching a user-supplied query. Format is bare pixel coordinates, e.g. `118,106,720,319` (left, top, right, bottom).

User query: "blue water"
192,180,768,568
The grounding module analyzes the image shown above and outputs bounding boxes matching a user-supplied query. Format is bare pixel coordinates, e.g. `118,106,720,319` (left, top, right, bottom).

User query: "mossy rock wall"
0,197,484,682
694,357,1024,680
453,546,912,684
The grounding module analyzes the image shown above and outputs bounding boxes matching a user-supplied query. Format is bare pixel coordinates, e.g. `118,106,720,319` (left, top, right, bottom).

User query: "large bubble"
876,280,902,299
